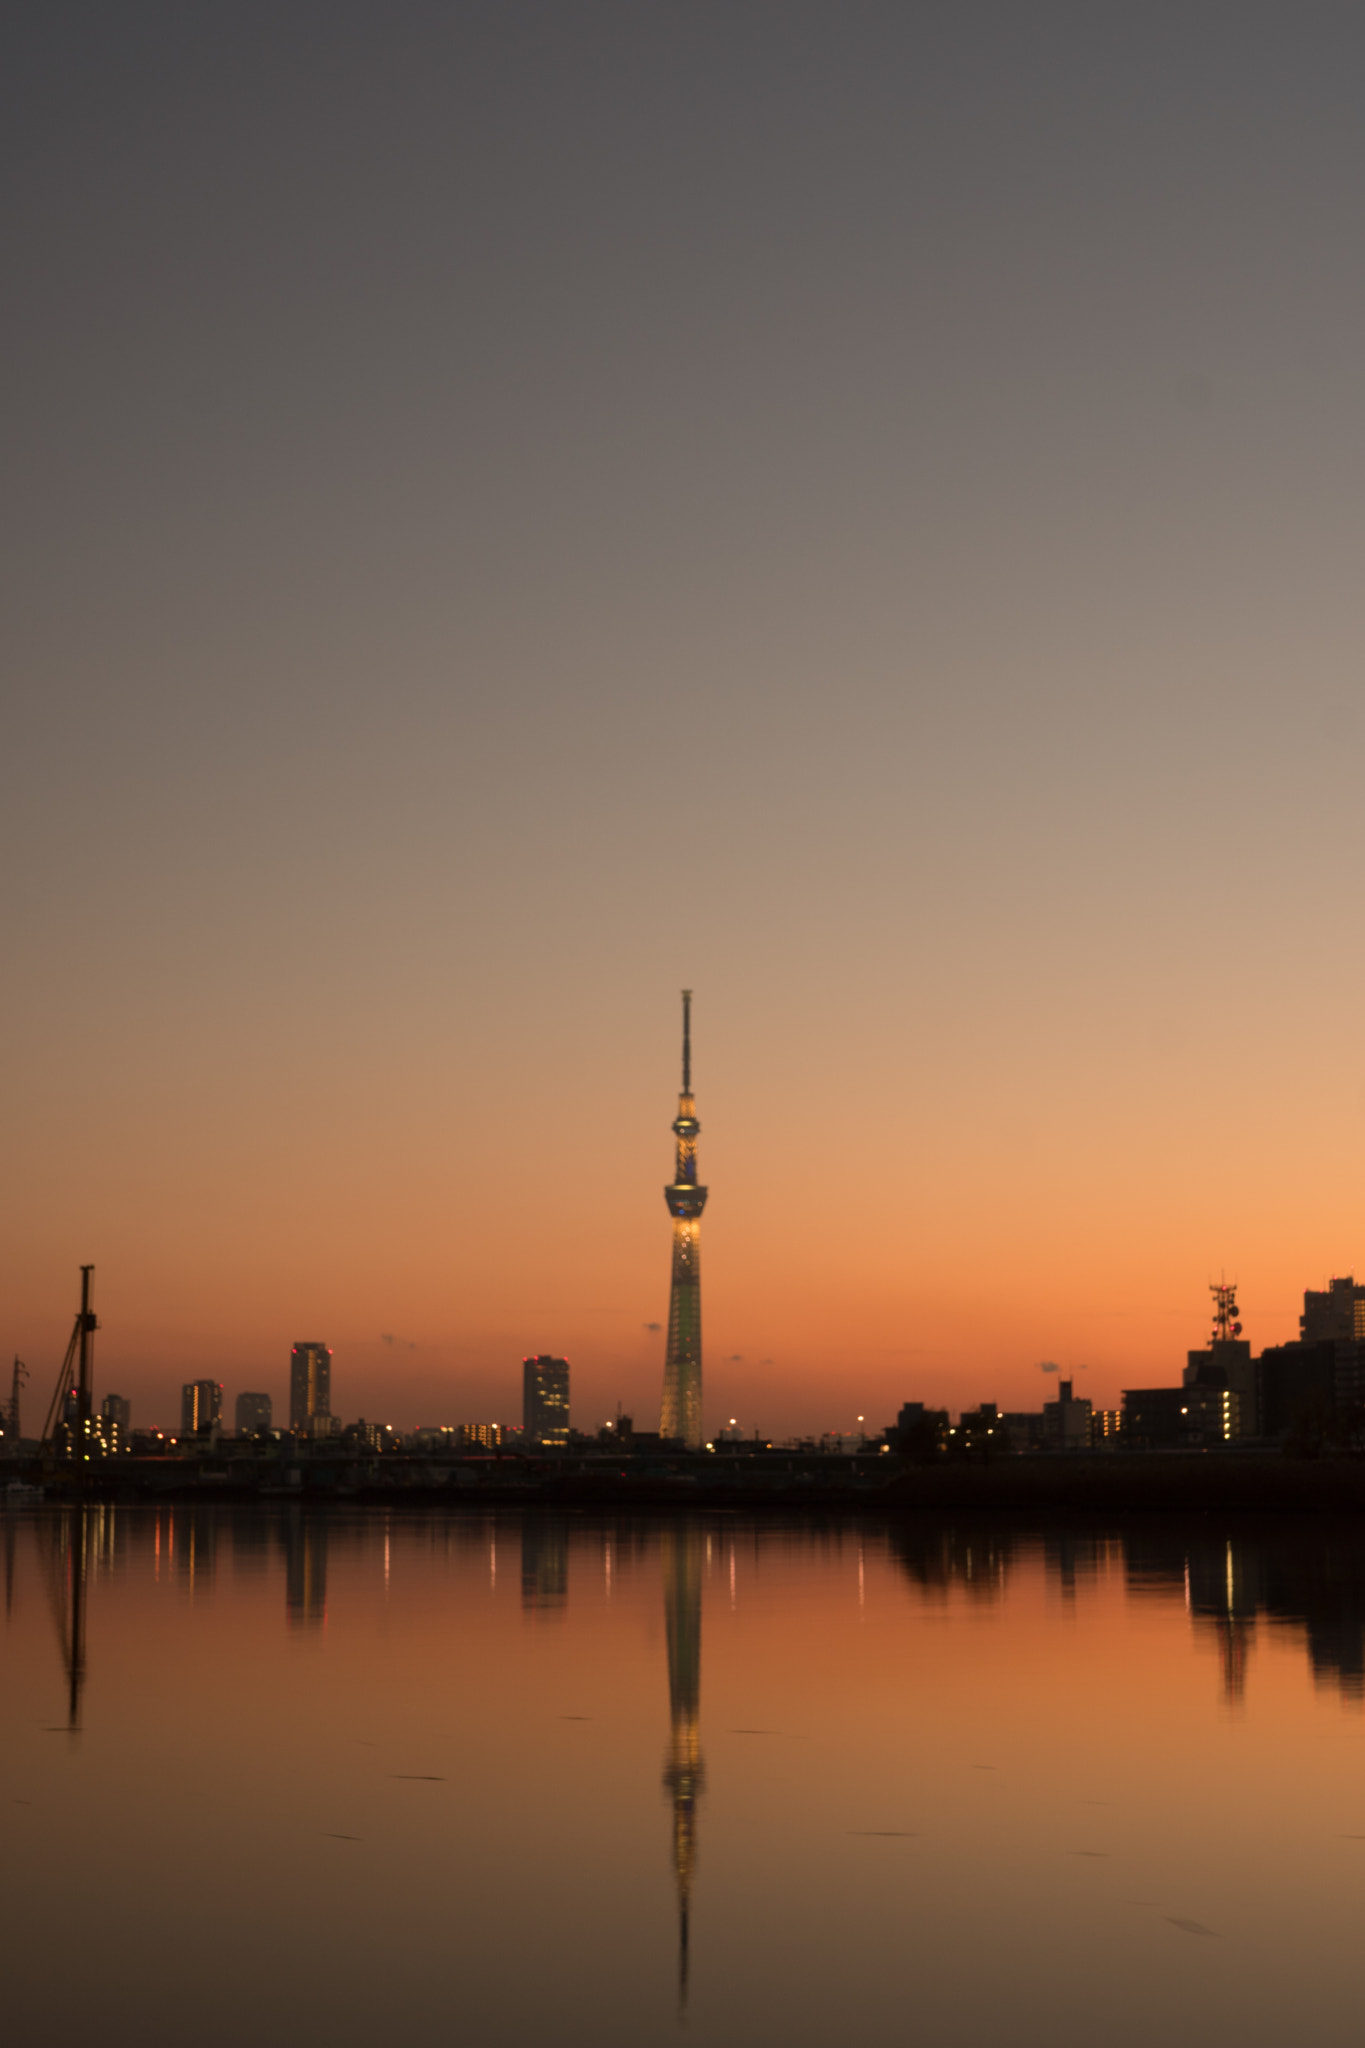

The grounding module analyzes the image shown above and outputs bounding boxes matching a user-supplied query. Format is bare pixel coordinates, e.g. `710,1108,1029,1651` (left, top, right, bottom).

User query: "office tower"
289,1343,332,1431
659,990,706,1448
181,1380,222,1435
236,1391,272,1435
523,1356,570,1446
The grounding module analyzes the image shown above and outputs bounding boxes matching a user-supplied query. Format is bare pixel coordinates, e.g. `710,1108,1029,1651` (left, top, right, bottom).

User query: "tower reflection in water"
283,1509,328,1629
661,1525,704,2008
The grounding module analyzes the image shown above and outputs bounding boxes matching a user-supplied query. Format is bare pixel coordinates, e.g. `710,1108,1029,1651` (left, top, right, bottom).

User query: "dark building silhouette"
1183,1341,1255,1434
1001,1409,1046,1449
1043,1378,1091,1448
1118,1277,1365,1447
1257,1340,1338,1440
1301,1276,1365,1345
235,1391,272,1435
1122,1383,1234,1446
522,1355,570,1446
1251,1277,1365,1438
289,1344,332,1434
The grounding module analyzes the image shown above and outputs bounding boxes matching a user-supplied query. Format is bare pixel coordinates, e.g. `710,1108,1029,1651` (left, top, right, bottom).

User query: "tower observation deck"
659,990,707,1448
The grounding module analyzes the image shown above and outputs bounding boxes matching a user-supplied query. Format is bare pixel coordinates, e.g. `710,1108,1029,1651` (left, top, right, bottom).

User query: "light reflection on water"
4,1506,1365,2047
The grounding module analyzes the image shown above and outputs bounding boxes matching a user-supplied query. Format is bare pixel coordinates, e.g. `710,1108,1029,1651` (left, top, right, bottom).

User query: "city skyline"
21,1250,1365,1448
17,1243,1365,1445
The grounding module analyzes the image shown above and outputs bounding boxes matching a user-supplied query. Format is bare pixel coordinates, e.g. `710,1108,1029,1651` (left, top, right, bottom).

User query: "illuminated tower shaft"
659,990,707,1448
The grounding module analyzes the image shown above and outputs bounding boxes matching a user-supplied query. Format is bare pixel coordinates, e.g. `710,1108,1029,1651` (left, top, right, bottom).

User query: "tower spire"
659,991,707,1448
682,988,691,1095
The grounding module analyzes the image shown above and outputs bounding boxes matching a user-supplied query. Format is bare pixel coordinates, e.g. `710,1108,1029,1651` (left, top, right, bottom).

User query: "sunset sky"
5,3,1365,1433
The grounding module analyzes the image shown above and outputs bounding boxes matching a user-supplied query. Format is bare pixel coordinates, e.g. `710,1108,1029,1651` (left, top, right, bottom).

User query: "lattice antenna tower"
1210,1277,1242,1344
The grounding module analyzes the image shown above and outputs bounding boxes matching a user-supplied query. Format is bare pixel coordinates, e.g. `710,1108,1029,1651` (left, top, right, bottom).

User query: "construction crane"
41,1266,98,1456
6,1357,27,1440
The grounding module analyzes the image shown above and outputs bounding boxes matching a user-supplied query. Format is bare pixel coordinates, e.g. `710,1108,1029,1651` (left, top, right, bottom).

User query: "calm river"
3,1506,1365,2046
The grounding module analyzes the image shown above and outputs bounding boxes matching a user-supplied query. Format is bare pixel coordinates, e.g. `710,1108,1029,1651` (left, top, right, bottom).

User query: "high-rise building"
289,1343,332,1432
236,1391,272,1435
523,1356,570,1446
659,990,706,1449
181,1380,222,1435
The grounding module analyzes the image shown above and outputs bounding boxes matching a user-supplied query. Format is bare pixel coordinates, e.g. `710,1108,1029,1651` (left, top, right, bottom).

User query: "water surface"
3,1507,1365,2046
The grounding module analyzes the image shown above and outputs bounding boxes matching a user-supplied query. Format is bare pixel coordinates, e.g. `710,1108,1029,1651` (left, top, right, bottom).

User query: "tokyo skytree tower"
659,990,707,1448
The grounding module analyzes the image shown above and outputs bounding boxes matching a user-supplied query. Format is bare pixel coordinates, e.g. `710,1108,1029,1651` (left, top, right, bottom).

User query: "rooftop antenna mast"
1210,1276,1242,1345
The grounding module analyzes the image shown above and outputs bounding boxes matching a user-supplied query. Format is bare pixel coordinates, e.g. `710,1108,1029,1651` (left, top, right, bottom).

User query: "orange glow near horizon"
4,994,1359,1437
